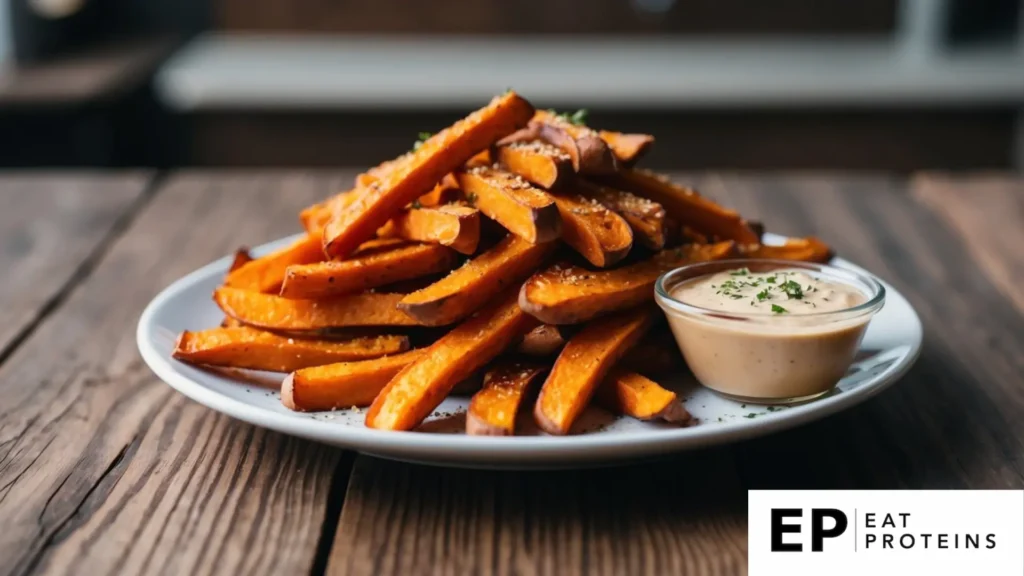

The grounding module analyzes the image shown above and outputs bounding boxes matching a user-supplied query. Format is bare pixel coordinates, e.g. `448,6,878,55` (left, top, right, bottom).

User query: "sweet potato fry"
280,243,458,299
517,324,567,356
282,349,425,411
351,237,409,255
173,327,410,373
214,286,420,330
594,369,691,423
598,131,655,166
456,165,562,244
377,205,481,255
606,169,760,245
418,174,462,207
738,236,834,263
467,362,547,436
493,140,571,189
529,110,617,175
228,247,253,273
534,307,654,435
398,234,554,326
323,91,534,258
225,234,325,293
300,190,360,234
577,180,668,250
519,241,735,324
552,190,633,267
366,290,539,431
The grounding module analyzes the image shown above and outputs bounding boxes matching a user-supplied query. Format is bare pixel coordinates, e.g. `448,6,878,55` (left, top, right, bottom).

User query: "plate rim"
137,233,922,464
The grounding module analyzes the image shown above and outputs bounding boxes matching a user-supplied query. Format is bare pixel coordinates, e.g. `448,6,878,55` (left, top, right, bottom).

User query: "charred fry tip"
656,401,693,425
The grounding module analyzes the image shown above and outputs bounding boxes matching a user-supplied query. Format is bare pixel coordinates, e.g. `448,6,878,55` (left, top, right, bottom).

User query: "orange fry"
282,350,425,411
173,327,409,373
529,110,617,174
225,234,325,293
577,180,668,250
595,369,691,423
280,243,458,299
399,234,554,326
493,140,572,189
456,164,562,244
323,91,534,258
599,131,654,166
214,286,419,330
520,242,735,324
607,169,759,245
534,307,654,435
552,190,633,268
366,290,538,431
467,362,547,436
377,205,481,255
738,237,834,263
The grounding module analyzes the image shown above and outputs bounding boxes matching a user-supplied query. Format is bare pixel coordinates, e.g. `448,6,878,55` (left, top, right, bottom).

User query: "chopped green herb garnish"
412,131,433,151
744,413,758,419
548,108,589,126
780,280,804,299
730,268,750,276
771,304,788,314
756,289,770,302
568,108,589,126
765,276,776,284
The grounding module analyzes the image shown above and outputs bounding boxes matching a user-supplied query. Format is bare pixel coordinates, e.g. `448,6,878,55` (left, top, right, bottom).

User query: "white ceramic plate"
138,233,922,469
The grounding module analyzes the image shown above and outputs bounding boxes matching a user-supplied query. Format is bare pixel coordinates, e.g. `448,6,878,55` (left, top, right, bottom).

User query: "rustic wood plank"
0,171,355,576
0,173,149,361
326,173,1024,576
329,453,747,576
910,173,1024,314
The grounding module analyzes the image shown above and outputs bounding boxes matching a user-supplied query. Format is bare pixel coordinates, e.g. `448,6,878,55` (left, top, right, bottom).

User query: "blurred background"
1,0,1022,171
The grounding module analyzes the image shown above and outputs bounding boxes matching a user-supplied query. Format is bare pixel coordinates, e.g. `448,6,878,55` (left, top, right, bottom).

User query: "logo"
749,491,1023,576
770,508,848,552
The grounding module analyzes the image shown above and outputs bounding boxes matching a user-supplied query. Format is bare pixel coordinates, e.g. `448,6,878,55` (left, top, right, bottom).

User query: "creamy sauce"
659,267,878,403
673,269,865,317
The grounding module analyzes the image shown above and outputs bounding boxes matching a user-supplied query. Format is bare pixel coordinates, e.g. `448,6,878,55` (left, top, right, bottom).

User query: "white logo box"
749,490,1023,576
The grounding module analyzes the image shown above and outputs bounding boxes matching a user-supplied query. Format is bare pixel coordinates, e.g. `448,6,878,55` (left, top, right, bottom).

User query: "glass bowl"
654,259,885,404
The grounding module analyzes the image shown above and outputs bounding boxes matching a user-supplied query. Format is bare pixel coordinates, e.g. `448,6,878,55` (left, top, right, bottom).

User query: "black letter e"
771,509,803,552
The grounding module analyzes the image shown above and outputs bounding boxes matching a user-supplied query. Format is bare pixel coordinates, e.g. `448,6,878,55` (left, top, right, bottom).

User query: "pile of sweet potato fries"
173,91,833,435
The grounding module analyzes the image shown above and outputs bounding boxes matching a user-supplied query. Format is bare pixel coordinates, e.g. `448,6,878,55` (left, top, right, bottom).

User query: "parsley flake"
771,304,788,314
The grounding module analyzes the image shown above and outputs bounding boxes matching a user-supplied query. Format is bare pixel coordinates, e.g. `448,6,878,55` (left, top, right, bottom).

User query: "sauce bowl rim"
654,258,886,322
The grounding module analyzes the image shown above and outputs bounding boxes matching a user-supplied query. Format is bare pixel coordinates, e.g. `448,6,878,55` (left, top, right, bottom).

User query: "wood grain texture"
329,453,747,576
326,173,1024,576
911,173,1024,314
0,172,354,576
0,173,149,361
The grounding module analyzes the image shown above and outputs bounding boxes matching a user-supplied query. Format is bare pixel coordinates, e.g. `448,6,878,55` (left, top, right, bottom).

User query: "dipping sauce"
675,269,864,316
656,263,884,404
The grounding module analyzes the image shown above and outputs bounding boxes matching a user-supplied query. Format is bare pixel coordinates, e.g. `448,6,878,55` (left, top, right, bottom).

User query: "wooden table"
0,171,1021,576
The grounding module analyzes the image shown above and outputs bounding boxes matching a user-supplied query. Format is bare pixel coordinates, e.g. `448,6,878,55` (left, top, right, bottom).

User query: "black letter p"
811,509,848,552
